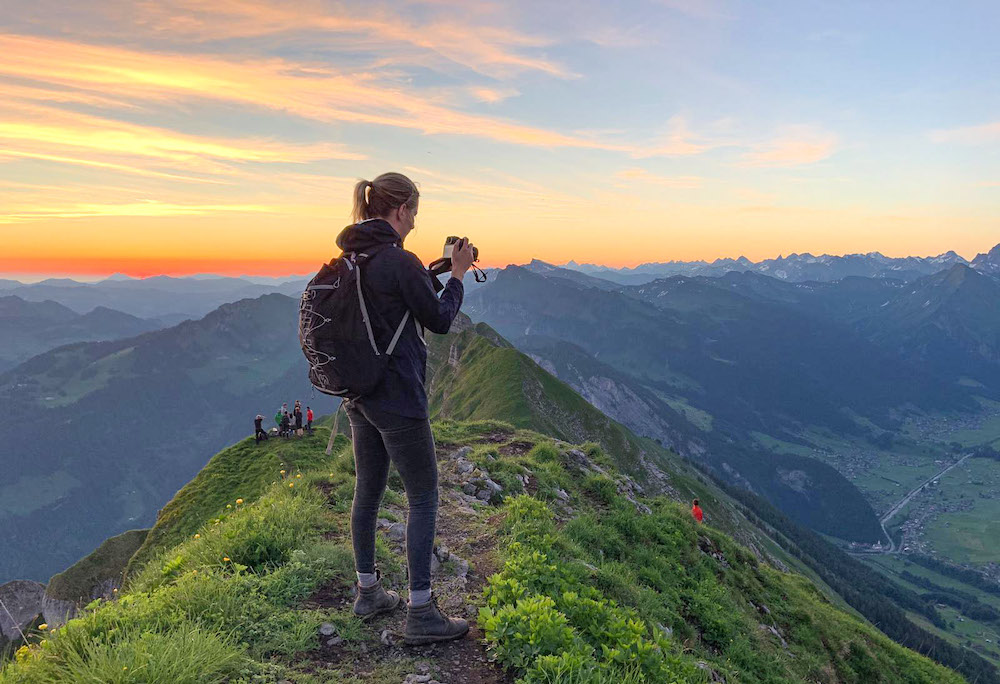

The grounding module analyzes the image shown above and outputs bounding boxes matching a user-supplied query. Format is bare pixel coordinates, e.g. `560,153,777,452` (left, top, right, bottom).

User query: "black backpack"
299,244,410,398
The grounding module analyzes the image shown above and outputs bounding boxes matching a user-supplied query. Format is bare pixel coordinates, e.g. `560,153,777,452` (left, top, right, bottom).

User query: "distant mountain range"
564,242,1000,285
0,275,309,319
0,294,324,583
465,255,1000,543
3,242,998,580
0,296,175,373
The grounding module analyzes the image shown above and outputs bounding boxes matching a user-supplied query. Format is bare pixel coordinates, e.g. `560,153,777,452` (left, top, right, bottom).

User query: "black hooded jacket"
335,218,464,418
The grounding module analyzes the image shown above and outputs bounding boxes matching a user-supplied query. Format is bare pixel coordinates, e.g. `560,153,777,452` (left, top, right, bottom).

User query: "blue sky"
0,0,996,276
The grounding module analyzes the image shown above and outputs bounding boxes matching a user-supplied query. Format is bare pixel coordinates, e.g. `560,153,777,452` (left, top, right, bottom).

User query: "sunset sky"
0,0,997,278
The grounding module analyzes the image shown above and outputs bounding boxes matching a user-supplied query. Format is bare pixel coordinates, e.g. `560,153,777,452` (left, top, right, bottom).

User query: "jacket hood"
335,218,402,254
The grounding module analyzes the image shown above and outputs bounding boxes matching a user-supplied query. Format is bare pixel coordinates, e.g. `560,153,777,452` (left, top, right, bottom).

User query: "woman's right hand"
451,237,475,277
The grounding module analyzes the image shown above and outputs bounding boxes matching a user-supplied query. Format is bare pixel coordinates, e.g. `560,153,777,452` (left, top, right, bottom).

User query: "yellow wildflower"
226,504,232,509
223,557,230,562
296,473,302,478
280,469,286,475
289,482,295,488
38,623,47,630
236,498,243,505
194,533,200,539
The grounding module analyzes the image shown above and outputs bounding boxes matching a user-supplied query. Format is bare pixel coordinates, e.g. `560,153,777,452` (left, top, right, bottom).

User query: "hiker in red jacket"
306,406,314,433
691,499,704,523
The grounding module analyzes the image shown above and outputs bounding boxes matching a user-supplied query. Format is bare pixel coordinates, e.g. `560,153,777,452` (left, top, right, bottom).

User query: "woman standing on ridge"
339,172,475,645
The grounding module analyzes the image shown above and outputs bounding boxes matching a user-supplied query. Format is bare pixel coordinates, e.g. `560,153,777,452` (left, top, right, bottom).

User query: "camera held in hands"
442,235,479,262
428,236,486,287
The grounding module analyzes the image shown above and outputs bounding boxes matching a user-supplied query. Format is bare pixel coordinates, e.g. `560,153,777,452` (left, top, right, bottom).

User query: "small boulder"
450,446,473,460
462,482,478,495
476,489,492,501
319,622,336,636
387,522,406,542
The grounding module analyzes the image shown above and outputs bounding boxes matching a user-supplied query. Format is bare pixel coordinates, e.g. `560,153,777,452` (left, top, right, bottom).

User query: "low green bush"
480,495,702,683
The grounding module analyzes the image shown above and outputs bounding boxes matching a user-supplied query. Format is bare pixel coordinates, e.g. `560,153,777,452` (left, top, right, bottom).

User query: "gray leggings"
345,401,438,591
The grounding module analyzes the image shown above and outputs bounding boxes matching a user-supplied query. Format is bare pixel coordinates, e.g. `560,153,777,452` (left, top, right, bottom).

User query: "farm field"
753,426,950,513
923,458,1000,565
864,554,1000,665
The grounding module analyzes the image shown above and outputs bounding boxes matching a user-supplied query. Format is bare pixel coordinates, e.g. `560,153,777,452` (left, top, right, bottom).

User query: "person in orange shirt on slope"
691,499,704,523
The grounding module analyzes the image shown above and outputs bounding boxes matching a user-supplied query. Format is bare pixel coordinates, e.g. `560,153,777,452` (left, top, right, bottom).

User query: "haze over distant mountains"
2,241,998,583
0,294,323,583
0,296,174,373
563,242,1000,285
0,274,308,319
466,244,1000,547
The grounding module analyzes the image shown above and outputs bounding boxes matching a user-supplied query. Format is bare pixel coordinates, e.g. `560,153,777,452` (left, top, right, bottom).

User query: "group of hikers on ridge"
253,401,313,442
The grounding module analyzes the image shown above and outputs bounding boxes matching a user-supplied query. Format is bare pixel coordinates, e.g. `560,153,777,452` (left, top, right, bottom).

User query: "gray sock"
409,589,431,606
357,571,378,588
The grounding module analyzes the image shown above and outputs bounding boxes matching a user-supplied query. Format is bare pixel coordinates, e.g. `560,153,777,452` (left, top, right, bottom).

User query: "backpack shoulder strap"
352,243,412,356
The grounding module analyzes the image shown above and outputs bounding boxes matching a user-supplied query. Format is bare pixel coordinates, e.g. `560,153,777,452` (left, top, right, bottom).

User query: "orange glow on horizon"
0,256,320,279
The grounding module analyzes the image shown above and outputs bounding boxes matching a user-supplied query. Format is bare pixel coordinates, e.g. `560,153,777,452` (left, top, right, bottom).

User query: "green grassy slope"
0,421,961,684
126,424,341,576
47,529,148,603
427,322,653,473
426,321,806,569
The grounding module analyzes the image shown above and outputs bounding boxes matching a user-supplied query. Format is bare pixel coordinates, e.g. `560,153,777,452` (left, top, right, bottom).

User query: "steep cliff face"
0,581,44,644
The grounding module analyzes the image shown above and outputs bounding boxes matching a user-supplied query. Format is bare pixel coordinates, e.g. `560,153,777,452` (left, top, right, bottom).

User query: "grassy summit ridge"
0,422,960,683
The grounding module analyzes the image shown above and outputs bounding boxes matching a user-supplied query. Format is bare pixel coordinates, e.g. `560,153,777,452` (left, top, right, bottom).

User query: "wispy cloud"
0,105,362,166
0,200,277,223
0,34,616,153
402,165,581,206
930,121,1000,146
739,126,838,167
615,167,703,189
654,0,735,21
632,116,729,158
470,86,520,104
10,0,572,80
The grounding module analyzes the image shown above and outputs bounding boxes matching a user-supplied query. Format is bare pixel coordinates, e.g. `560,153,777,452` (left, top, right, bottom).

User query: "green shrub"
480,595,589,671
581,475,618,506
528,443,560,464
481,496,700,682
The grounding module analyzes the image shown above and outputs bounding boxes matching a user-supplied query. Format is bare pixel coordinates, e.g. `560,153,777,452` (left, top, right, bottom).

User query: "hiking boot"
404,595,469,645
353,572,400,620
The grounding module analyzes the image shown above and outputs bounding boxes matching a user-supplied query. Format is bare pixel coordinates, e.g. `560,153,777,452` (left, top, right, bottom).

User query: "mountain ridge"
563,243,998,285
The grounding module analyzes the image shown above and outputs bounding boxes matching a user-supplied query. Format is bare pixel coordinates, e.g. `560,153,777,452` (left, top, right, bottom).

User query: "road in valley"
876,453,972,553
